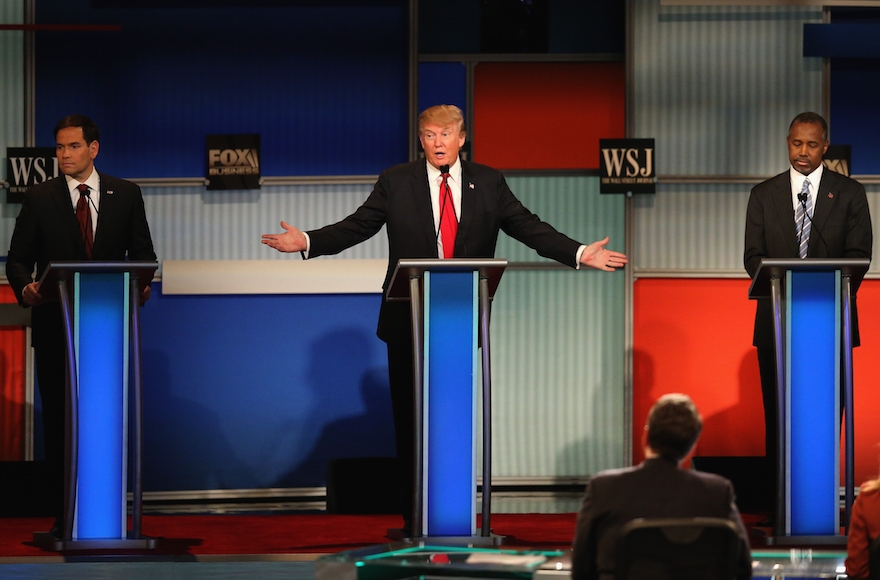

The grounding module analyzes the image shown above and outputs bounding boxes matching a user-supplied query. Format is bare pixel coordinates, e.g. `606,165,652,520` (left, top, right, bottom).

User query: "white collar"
789,164,823,192
427,157,462,183
65,169,100,193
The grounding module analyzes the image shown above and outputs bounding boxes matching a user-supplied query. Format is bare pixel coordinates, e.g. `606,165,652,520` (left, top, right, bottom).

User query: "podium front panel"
423,270,478,537
786,270,840,536
73,272,130,540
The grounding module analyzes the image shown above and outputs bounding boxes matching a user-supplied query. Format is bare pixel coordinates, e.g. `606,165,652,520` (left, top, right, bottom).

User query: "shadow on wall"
142,349,255,491
697,351,765,458
274,327,395,488
556,378,622,483
631,348,765,466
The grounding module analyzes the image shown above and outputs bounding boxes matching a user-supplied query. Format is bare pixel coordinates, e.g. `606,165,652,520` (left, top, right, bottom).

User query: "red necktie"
439,172,457,259
76,183,94,258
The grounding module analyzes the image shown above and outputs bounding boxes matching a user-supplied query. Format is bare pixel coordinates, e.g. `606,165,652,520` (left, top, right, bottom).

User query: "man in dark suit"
744,111,872,506
262,104,627,533
570,393,752,580
6,114,156,534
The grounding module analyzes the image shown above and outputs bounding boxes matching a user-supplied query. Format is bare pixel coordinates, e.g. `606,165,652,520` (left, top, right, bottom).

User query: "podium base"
33,531,158,551
386,528,504,546
764,534,847,547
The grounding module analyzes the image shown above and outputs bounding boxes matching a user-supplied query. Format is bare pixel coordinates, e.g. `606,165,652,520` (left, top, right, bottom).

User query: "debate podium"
387,258,507,543
749,258,869,545
33,261,159,551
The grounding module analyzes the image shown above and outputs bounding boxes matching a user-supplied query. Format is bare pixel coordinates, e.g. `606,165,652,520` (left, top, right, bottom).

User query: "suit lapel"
93,172,114,255
53,177,87,254
770,173,799,256
410,161,437,252
808,171,838,255
457,160,475,256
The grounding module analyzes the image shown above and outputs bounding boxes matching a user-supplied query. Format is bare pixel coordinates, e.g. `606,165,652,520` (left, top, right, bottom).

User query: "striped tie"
795,178,811,259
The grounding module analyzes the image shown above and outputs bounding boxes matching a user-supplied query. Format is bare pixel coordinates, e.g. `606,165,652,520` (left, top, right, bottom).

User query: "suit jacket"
570,457,752,580
744,169,873,348
6,172,156,349
306,158,583,341
845,486,880,579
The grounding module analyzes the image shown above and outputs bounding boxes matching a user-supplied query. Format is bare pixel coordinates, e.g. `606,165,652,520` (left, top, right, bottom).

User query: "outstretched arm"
262,220,308,253
579,237,627,271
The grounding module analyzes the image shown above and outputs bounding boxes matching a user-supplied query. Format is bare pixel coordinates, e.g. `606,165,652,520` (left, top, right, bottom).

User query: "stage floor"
0,548,850,580
0,513,851,579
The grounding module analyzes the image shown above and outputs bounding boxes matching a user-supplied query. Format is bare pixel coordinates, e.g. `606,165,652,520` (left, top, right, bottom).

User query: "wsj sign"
599,139,655,194
206,134,260,190
5,148,59,203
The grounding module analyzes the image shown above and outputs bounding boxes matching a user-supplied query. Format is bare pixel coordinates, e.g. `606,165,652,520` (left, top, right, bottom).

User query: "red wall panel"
472,62,625,170
634,278,880,485
0,285,27,461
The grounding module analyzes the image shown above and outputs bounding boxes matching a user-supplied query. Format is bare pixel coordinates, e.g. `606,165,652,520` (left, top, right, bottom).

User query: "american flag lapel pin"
468,182,474,189
107,190,114,195
828,192,834,199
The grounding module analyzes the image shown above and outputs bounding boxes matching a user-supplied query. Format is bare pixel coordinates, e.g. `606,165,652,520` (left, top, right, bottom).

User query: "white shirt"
789,164,821,220
427,158,462,258
66,170,100,236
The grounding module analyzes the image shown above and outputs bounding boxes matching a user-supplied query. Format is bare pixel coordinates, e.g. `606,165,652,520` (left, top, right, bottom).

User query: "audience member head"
645,393,703,463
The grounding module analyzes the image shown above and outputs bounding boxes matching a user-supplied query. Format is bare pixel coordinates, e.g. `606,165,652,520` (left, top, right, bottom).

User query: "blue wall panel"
824,9,880,174
830,58,880,175
34,1,409,177
418,62,467,121
139,283,395,491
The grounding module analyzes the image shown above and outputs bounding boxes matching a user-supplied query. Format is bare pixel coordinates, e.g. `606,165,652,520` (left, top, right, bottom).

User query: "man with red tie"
6,114,156,536
262,104,626,534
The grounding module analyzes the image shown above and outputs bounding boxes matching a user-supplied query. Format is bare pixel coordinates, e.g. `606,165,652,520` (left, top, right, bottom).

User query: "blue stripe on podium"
787,270,839,536
424,271,477,537
74,272,129,540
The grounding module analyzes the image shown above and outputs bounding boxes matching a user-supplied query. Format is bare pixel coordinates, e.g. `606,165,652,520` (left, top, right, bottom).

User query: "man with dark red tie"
6,114,156,536
262,104,626,534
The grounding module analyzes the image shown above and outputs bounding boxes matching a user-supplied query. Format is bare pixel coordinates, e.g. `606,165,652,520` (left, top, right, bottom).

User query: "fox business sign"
206,134,261,190
599,139,655,194
823,145,850,177
5,148,59,203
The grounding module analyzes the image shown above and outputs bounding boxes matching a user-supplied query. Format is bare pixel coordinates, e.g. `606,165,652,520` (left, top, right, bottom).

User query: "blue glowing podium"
387,259,507,543
749,258,869,545
33,261,159,551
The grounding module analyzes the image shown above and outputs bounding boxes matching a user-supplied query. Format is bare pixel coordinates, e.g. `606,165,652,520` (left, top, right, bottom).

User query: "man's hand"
580,236,628,271
22,281,44,306
861,478,880,493
261,220,307,253
140,285,151,306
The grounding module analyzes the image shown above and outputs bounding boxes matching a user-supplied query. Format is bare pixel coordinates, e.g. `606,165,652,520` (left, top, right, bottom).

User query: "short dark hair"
789,111,828,143
646,393,702,462
54,114,100,145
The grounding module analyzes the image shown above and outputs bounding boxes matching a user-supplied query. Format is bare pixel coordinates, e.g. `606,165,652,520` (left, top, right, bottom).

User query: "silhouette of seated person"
570,393,752,580
846,454,880,580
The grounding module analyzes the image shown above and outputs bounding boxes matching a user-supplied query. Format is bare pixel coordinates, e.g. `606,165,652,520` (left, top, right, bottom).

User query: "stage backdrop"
633,277,880,486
